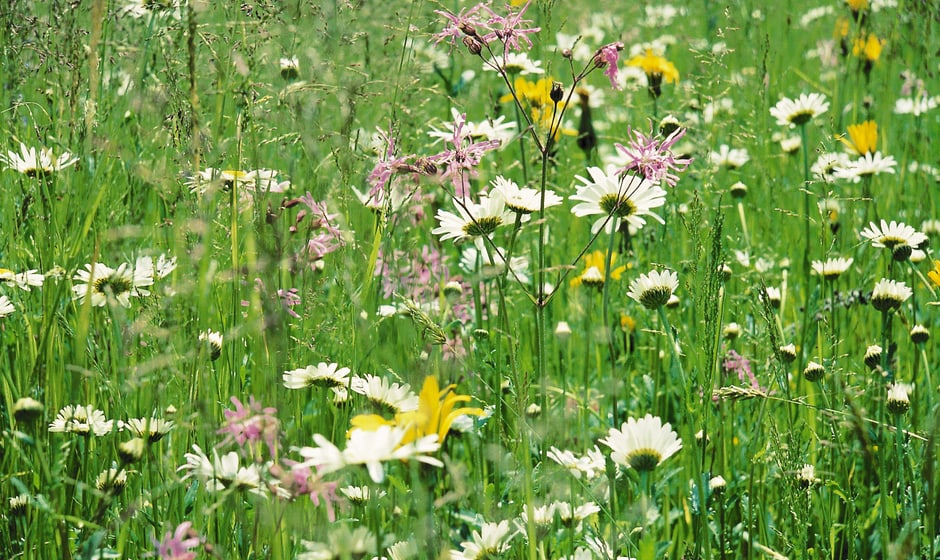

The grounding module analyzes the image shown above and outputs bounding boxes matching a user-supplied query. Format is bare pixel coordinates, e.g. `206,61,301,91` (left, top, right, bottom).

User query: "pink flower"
218,396,281,458
594,42,625,90
272,459,339,521
433,4,488,50
481,0,540,55
278,288,302,318
429,112,501,197
614,126,692,188
152,522,201,560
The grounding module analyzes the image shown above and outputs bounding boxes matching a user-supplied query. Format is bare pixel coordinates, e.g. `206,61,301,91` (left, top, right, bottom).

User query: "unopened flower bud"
463,36,482,56
803,361,825,382
554,321,572,342
458,21,477,37
550,81,565,103
863,344,882,370
910,325,930,344
778,343,797,364
659,115,681,137
13,397,44,425
730,181,748,199
562,48,573,59
886,383,911,414
892,243,912,262
118,438,146,464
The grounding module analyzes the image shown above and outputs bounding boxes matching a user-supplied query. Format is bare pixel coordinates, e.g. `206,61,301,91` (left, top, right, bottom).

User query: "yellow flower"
626,49,680,84
350,376,483,447
928,260,940,289
834,17,850,39
837,120,878,155
845,0,868,11
853,34,885,62
570,250,627,288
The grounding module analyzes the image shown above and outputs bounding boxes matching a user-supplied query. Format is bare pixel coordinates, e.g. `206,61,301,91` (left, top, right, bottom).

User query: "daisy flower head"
72,260,154,308
341,425,443,483
283,362,352,389
0,295,14,318
833,151,897,182
350,374,419,413
811,152,853,182
186,168,290,197
432,194,513,243
613,125,692,187
49,404,113,436
859,220,928,254
279,56,300,80
870,278,912,312
0,268,44,291
797,463,820,487
600,413,682,471
886,383,912,414
708,144,750,169
770,92,829,127
489,175,562,214
119,417,175,442
484,51,544,75
569,166,667,235
811,257,854,280
627,269,679,310
450,520,516,560
0,142,78,177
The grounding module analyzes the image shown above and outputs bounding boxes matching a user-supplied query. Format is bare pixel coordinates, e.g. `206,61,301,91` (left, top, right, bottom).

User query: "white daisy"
859,220,928,250
0,142,78,176
0,295,14,318
489,176,562,214
186,168,290,195
894,95,938,116
72,261,153,308
811,257,854,280
870,278,912,312
599,413,682,471
626,269,679,310
460,241,530,284
49,404,113,436
432,195,513,243
554,501,601,524
769,92,829,127
886,383,912,413
708,144,750,169
811,152,853,182
283,362,352,389
350,374,419,413
177,445,269,497
546,445,606,480
833,152,897,182
485,51,544,75
0,268,44,291
118,417,175,442
449,520,516,560
569,166,667,234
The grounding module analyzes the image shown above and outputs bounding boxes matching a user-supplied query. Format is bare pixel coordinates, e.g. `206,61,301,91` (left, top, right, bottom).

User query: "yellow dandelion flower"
834,17,850,39
853,34,885,62
837,120,878,155
626,49,680,84
845,0,868,12
928,260,940,289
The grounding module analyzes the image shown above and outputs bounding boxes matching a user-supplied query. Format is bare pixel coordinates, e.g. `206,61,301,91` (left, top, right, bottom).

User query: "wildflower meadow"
2,0,940,558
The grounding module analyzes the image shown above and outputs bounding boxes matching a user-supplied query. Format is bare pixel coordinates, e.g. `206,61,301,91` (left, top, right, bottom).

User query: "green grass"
1,0,938,558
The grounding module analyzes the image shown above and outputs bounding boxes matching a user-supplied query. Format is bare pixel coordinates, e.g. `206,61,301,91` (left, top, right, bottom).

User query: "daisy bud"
118,438,146,464
666,294,680,308
473,328,490,340
13,397,44,425
279,57,299,81
550,81,565,103
891,242,912,262
729,181,748,199
778,343,797,364
886,383,911,414
709,475,727,494
96,467,128,494
659,114,680,137
803,361,825,382
199,330,223,361
910,325,930,344
443,280,463,302
554,321,572,342
9,495,29,517
863,344,882,370
722,322,741,340
526,403,542,417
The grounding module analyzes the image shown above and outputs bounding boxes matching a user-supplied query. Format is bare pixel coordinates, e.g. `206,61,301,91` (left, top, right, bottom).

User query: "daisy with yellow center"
570,250,627,289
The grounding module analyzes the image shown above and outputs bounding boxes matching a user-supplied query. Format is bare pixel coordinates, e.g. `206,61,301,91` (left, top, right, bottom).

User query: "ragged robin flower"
569,250,627,289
